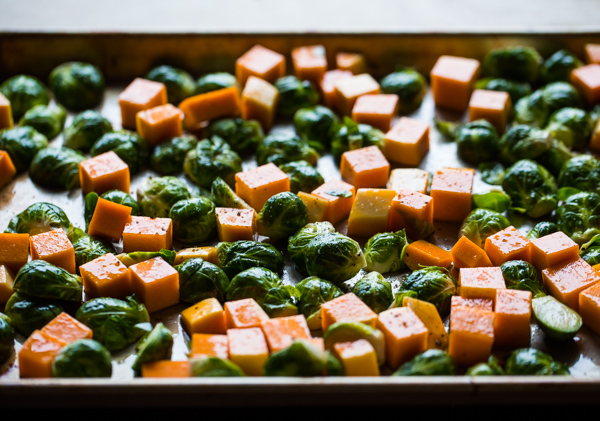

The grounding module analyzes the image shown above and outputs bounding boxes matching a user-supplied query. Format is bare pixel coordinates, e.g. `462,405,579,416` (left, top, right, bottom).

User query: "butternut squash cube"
493,289,531,348
377,307,428,369
0,233,29,275
18,329,66,378
320,293,378,331
227,327,269,376
333,339,380,376
530,231,579,271
351,94,399,132
542,257,600,311
347,188,397,238
179,86,241,130
292,45,327,84
87,197,132,242
174,247,216,265
79,253,132,299
484,226,531,266
224,298,269,329
41,312,93,345
235,163,290,211
451,296,494,312
297,191,329,223
0,150,16,188
129,257,179,313
311,180,356,225
118,78,167,130
389,190,434,239
451,236,493,269
386,168,430,195
384,117,430,166
468,89,511,134
79,151,130,196
320,69,353,110
0,93,13,130
30,229,75,274
430,55,480,112
402,296,448,350
189,333,229,359
458,266,506,303
585,43,600,64
334,73,381,116
430,167,474,222
336,52,368,75
215,207,256,242
122,216,173,253
180,297,226,335
340,145,390,189
579,282,600,336
241,76,279,131
142,361,190,378
135,103,183,146
448,307,494,366
261,314,311,353
403,240,452,272
0,265,14,304
236,44,286,87
571,64,600,105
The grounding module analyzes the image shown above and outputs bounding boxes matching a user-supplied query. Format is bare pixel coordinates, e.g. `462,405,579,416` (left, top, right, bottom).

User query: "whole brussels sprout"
4,292,64,336
394,349,457,376
29,147,85,190
150,135,198,175
293,105,339,149
256,132,319,167
482,46,542,84
0,313,15,364
207,118,264,154
500,260,546,298
274,75,320,117
557,191,600,245
514,90,549,128
459,208,511,249
502,159,558,218
352,271,393,314
63,110,113,152
49,62,105,110
170,197,217,243
278,161,324,194
505,348,569,375
195,72,237,95
191,356,245,377
0,126,48,172
398,266,457,317
137,176,192,218
363,230,409,274
541,50,583,84
176,258,229,304
256,192,309,240
558,155,600,194
545,107,593,150
380,68,427,113
498,125,552,165
210,176,252,210
295,276,343,330
214,240,284,279
527,221,559,240
0,75,49,119
19,105,66,139
535,137,575,176
117,249,176,267
91,131,149,174
264,340,328,377
437,120,499,163
73,234,115,268
475,77,532,104
331,118,385,161
184,136,242,188
52,339,112,378
13,260,83,302
466,356,505,376
288,221,336,275
146,65,195,104
5,202,71,236
132,322,173,373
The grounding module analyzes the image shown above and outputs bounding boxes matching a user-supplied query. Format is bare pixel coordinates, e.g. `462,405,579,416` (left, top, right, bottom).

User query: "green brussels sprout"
472,190,512,213
502,159,558,218
210,176,252,210
195,72,237,95
466,356,505,376
226,267,297,317
91,131,149,174
542,82,583,113
136,176,192,218
545,107,594,150
84,190,140,230
19,105,66,139
393,349,457,376
326,352,344,376
436,119,499,164
398,266,457,317
73,234,115,268
352,271,393,314
331,118,385,161
207,118,264,154
146,65,195,104
0,313,15,363
5,202,71,236
288,221,336,274
541,50,583,84
177,258,229,304
264,340,328,377
117,249,176,267
190,356,245,377
475,77,532,104
482,46,543,84
293,105,339,149
13,260,83,301
505,348,569,375
527,221,559,240
170,197,216,243
274,75,320,117
184,136,242,188
533,295,582,341
479,161,506,185
132,322,173,373
278,161,324,194
76,295,150,352
256,192,309,240
29,147,85,190
49,62,105,111
557,191,600,245
558,155,600,194
500,260,546,298
0,75,49,119
459,208,511,249
0,126,48,172
214,240,284,279
363,230,409,274
257,132,319,167
295,276,343,330
52,339,112,378
324,321,386,365
4,292,64,336
380,68,427,113
514,90,549,128
63,110,113,152
150,135,198,175
498,125,552,165
580,235,600,266
536,138,576,176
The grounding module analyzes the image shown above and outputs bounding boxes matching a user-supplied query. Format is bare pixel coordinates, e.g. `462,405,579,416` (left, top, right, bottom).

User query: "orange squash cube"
179,86,241,130
79,151,130,196
377,307,428,370
129,257,179,313
542,257,600,311
0,93,13,130
180,297,226,335
484,226,531,266
403,240,452,272
0,150,16,188
141,360,190,378
235,163,290,211
579,282,600,336
468,89,511,134
311,180,356,225
340,145,390,189
87,197,132,242
122,216,173,253
215,207,256,242
79,253,132,299
347,188,397,238
30,229,75,274
236,44,286,87
386,168,430,195
450,236,493,269
448,307,494,366
430,167,474,222
451,296,493,312
585,44,600,64
530,231,579,271
261,314,311,353
351,94,399,132
333,339,380,376
227,327,269,376
320,69,353,110
224,298,269,329
493,289,531,348
18,330,66,378
320,293,378,331
334,74,381,116
389,190,434,239
384,117,430,166
571,64,600,105
135,103,183,146
430,55,480,112
118,78,167,130
336,52,367,75
41,312,93,345
292,45,327,84
297,191,329,223
189,334,229,359
0,265,14,303
458,266,506,302
0,233,30,275
241,76,279,131
174,247,216,265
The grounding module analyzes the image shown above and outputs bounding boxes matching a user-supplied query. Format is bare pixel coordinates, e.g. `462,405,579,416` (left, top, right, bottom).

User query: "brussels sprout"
536,138,576,176
542,82,583,114
76,295,150,352
514,90,549,128
177,258,229,304
13,260,83,302
0,126,48,172
19,105,66,139
210,176,252,210
256,192,309,240
500,260,546,298
482,46,542,84
170,197,216,243
398,266,456,317
257,132,319,167
52,339,112,378
557,191,600,245
4,292,64,336
466,356,505,376
91,131,149,174
380,68,427,113
324,321,386,365
132,322,173,373
150,135,198,175
0,75,49,119
136,176,191,218
331,118,385,161
558,155,600,194
278,161,324,194
498,125,552,165
184,136,242,188
63,110,113,152
288,222,336,274
207,118,264,154
505,348,569,375
48,62,105,111
352,272,393,314
459,208,511,249
117,249,176,267
29,147,85,190
533,295,582,341
293,105,339,149
436,120,499,164
326,352,344,376
527,221,559,240
0,313,14,364
580,235,600,266
214,240,284,279
146,65,195,104
195,72,237,95
479,162,506,185
73,235,115,268
274,76,320,117
264,340,328,377
393,349,457,376
295,276,344,330
541,50,583,84
475,77,532,104
546,107,594,150
191,356,245,377
5,202,71,236
502,159,558,218
363,230,409,274
472,190,511,213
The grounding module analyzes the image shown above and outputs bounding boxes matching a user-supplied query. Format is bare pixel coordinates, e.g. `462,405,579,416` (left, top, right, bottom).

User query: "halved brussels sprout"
91,130,149,174
505,348,569,375
29,147,85,190
363,230,409,274
256,192,309,240
398,266,456,317
214,240,284,279
190,356,245,377
293,105,339,149
4,292,64,336
352,271,393,314
13,260,83,302
19,105,66,139
0,75,49,119
557,191,600,245
526,221,559,240
331,118,385,161
275,75,320,117
0,313,15,364
545,107,593,150
256,132,319,167
393,349,457,376
558,155,600,194
295,276,343,330
146,65,195,104
52,339,112,378
482,46,542,84
150,135,198,175
170,197,217,244
502,159,557,218
177,258,229,304
498,125,552,165
207,118,263,154
49,62,105,111
459,208,511,249
117,249,176,267
137,176,192,218
500,260,546,298
63,110,113,152
195,72,237,95
132,322,173,373
5,202,71,236
380,68,427,113
210,176,252,210
264,340,328,377
0,126,48,172
278,161,324,194
184,136,242,188
541,50,583,84
324,321,386,365
475,77,532,104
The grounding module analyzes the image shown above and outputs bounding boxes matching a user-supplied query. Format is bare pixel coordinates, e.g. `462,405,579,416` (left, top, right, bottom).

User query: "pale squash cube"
241,76,279,131
311,180,356,225
389,190,434,239
542,257,600,311
340,145,390,189
333,339,380,376
174,247,216,265
0,93,13,130
430,167,474,222
377,307,428,369
135,103,183,146
384,117,430,166
431,55,480,112
189,333,229,359
334,73,381,115
227,327,269,376
458,266,506,302
79,253,132,299
0,233,29,275
79,151,130,196
320,293,378,331
180,297,226,335
0,150,16,188
493,289,531,348
336,52,367,75
292,45,327,84
261,314,311,353
18,330,66,378
386,168,430,195
351,94,399,132
320,69,353,110
235,163,290,211
0,265,14,304
215,207,256,242
224,298,269,329
178,87,241,130
530,231,579,271
484,226,531,266
236,44,286,87
297,191,329,223
402,240,452,272
30,229,75,274
402,296,448,350
448,307,494,366
585,43,600,64
118,78,167,130
129,257,179,313
468,89,511,134
41,312,93,345
571,64,600,105
579,282,600,336
142,361,190,378
347,188,396,238
122,216,173,253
